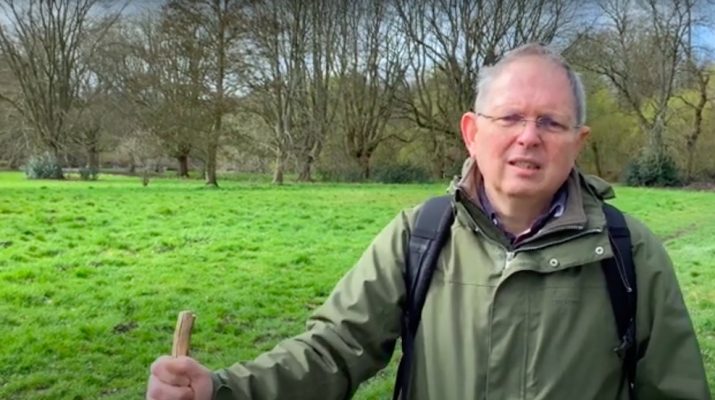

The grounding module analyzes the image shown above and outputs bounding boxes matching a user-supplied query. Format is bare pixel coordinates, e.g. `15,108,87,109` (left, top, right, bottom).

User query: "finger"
150,356,191,386
147,374,194,400
167,356,206,378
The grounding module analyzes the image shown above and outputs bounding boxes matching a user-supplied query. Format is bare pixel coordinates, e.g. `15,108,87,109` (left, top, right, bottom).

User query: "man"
147,43,710,399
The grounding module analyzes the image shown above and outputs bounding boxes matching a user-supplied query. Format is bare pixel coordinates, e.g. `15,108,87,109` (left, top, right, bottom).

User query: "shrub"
79,166,99,181
371,163,431,184
316,164,365,182
24,153,64,180
624,151,682,187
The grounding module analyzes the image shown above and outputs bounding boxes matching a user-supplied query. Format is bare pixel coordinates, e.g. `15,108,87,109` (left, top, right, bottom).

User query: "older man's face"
461,56,590,204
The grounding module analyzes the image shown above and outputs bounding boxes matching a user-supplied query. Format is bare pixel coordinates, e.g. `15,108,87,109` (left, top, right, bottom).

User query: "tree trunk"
273,149,286,185
684,87,706,183
359,152,371,180
49,142,65,179
590,142,604,178
142,168,150,186
648,116,666,155
86,141,99,170
205,139,218,187
685,137,696,183
429,135,446,179
9,156,20,170
177,154,189,178
297,154,313,182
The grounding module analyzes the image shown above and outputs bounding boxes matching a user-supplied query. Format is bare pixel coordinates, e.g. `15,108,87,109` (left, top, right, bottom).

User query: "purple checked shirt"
478,183,568,246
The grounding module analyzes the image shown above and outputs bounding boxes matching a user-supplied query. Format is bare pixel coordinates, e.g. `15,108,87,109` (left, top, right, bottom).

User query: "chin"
502,185,548,199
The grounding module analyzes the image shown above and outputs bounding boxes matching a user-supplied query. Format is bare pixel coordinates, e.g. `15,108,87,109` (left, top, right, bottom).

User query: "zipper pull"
503,251,515,271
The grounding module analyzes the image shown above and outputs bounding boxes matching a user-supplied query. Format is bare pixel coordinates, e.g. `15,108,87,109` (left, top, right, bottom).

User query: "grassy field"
0,171,713,399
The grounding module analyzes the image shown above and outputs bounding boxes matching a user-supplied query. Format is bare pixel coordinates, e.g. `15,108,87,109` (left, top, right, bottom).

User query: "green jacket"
213,163,710,399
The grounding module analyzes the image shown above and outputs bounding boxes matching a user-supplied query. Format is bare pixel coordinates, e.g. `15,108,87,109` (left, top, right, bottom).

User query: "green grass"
0,172,712,399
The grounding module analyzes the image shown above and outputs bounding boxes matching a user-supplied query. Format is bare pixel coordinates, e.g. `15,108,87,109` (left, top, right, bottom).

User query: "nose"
515,120,541,148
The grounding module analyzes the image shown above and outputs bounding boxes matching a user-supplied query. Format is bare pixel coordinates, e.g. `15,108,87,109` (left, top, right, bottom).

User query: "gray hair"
474,43,587,127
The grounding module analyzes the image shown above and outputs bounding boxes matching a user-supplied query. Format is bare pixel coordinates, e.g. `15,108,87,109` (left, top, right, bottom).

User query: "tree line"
0,0,713,186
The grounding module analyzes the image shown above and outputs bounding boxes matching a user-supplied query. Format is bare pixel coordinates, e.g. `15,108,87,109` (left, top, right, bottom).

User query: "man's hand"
146,356,213,400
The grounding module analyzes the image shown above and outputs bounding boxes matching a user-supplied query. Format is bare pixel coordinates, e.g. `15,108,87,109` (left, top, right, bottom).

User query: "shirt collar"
478,182,569,243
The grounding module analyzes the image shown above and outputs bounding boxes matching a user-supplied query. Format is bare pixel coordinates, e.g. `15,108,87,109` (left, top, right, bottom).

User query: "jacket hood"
580,173,615,200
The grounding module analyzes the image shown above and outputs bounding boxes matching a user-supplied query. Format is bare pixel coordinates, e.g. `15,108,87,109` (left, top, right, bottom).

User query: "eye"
538,116,568,132
497,114,524,126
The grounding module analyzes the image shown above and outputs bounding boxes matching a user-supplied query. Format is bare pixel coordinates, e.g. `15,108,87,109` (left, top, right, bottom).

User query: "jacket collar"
450,158,608,245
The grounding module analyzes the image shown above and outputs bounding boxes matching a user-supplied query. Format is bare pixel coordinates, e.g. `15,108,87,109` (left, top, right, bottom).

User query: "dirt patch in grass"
684,181,715,191
660,223,699,243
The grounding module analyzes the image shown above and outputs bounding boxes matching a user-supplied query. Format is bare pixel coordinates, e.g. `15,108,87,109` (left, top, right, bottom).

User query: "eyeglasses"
477,113,579,135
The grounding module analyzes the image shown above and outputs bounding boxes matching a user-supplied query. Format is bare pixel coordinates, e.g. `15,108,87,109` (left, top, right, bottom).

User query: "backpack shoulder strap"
393,195,454,400
601,202,638,400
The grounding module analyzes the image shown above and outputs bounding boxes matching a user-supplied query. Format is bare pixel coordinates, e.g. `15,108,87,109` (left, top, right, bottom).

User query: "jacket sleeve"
211,210,413,400
629,217,712,399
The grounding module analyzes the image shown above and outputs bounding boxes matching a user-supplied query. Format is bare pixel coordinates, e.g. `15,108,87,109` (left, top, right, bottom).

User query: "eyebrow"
492,104,576,120
490,108,571,120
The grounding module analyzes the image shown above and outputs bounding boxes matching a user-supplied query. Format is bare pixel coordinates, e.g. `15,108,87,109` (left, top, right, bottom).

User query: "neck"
483,187,551,236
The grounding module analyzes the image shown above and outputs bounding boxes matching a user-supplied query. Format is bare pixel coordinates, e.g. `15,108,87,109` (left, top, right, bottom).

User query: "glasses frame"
476,112,581,134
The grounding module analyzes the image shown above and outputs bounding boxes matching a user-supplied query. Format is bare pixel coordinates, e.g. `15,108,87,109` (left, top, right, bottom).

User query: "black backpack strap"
393,195,454,400
601,203,638,400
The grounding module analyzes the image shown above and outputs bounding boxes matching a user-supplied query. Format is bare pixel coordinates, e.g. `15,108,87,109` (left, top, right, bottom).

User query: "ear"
460,112,479,157
574,125,591,153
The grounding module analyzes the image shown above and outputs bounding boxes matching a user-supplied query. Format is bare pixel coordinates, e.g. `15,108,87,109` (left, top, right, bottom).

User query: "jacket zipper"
471,226,514,271
503,251,515,271
610,238,633,292
474,222,605,398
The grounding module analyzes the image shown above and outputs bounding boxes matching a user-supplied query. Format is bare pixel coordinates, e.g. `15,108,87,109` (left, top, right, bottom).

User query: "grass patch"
0,172,713,398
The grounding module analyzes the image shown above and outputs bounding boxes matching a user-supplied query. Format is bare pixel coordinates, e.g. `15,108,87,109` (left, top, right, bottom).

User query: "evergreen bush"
624,151,682,187
372,164,431,183
24,153,64,180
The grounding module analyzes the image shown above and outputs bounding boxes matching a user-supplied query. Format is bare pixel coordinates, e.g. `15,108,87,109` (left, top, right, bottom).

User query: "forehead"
485,56,575,116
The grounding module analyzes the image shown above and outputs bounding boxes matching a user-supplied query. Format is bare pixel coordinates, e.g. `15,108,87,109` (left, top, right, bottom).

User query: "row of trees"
0,0,713,186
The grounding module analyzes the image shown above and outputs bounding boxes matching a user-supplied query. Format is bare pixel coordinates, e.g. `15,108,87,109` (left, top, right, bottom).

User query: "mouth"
508,160,541,170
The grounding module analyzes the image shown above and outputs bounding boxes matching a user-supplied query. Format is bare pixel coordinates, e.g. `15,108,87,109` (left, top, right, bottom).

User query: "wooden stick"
172,310,195,357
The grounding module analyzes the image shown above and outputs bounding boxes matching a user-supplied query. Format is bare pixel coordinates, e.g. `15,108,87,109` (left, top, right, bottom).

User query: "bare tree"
0,53,30,169
164,0,245,187
335,0,406,180
676,6,713,182
394,0,576,178
0,109,31,169
240,0,340,183
100,13,209,178
240,0,310,184
575,70,642,181
72,46,120,175
678,65,712,181
569,0,699,163
0,0,121,176
292,0,339,182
